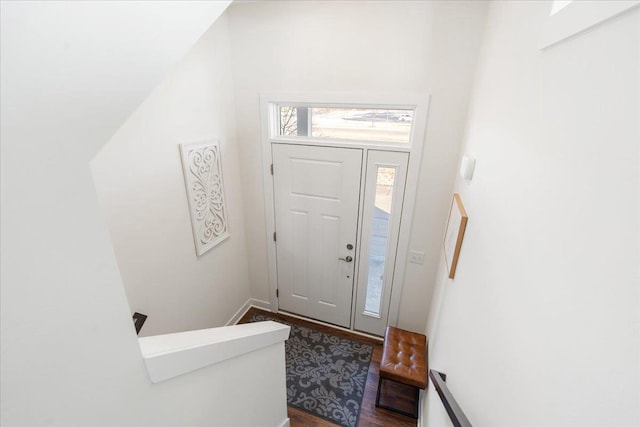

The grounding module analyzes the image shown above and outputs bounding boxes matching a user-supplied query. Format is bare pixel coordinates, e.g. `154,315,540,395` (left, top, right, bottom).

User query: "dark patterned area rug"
247,311,373,427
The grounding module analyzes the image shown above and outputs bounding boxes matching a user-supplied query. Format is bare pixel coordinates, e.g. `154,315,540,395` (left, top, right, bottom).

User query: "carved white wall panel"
180,140,230,256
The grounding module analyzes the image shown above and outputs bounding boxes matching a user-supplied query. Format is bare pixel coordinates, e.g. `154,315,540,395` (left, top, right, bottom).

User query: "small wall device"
460,155,476,181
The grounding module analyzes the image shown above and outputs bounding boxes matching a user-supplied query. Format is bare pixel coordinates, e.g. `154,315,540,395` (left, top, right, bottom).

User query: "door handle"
338,256,353,263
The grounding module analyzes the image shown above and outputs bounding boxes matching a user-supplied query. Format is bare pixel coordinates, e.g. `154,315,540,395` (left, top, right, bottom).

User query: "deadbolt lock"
346,244,354,250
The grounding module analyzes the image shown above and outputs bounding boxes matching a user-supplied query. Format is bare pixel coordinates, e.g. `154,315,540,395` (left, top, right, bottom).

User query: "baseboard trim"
249,298,272,311
227,298,273,326
226,299,252,326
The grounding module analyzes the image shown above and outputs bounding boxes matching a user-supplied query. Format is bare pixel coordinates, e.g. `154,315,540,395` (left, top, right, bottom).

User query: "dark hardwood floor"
238,308,417,427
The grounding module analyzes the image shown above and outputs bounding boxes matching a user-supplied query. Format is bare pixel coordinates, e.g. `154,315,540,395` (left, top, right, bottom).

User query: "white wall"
424,1,640,425
1,2,287,426
92,14,251,336
227,0,488,332
1,1,230,141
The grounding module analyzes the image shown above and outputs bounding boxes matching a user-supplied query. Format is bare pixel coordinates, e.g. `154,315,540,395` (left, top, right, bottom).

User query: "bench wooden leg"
375,376,420,419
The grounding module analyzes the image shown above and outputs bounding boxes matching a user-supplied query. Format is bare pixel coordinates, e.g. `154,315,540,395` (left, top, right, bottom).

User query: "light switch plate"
409,250,425,264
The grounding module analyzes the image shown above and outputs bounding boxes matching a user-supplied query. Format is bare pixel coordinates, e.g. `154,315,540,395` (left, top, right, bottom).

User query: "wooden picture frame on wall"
443,193,468,279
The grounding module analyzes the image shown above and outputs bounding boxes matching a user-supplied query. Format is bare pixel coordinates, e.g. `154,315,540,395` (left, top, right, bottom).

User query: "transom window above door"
273,104,415,144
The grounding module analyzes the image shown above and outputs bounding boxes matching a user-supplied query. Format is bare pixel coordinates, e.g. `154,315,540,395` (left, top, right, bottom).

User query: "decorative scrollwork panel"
180,140,230,256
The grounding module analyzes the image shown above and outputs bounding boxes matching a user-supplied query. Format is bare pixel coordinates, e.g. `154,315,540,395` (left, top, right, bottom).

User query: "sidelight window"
363,166,397,316
353,150,408,335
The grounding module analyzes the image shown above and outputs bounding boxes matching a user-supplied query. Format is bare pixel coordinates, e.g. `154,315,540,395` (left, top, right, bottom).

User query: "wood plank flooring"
239,308,417,427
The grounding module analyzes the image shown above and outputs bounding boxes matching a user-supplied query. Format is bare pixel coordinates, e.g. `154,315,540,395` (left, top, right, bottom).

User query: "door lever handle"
338,256,353,263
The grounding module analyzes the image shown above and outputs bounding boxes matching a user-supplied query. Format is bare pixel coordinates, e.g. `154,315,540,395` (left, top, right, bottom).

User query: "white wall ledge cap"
139,321,290,383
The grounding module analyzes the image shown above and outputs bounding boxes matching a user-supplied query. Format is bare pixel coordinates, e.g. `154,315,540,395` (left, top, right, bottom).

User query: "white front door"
272,144,362,327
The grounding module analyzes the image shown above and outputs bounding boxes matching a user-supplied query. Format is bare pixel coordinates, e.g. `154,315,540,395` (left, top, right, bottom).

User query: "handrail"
429,369,473,427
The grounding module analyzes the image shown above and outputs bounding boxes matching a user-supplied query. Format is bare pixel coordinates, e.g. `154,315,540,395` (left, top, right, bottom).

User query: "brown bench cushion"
379,326,428,389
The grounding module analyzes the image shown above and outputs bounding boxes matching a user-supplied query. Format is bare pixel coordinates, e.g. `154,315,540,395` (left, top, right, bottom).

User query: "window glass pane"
278,106,413,143
279,106,311,137
364,166,396,315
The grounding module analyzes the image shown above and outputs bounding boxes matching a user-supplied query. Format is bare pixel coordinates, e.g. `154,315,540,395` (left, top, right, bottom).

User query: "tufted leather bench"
375,326,428,418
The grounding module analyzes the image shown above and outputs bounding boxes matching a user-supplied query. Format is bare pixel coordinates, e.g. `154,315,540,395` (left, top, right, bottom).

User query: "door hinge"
273,231,277,242
276,289,279,298
270,164,274,175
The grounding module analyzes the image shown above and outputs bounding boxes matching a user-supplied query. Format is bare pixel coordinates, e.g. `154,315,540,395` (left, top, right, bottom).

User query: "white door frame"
259,91,430,333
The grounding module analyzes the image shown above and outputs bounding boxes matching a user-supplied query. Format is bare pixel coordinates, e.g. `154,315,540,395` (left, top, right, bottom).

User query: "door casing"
260,92,430,335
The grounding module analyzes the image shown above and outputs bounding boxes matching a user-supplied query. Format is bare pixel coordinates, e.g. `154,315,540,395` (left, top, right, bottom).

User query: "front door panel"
273,144,362,327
